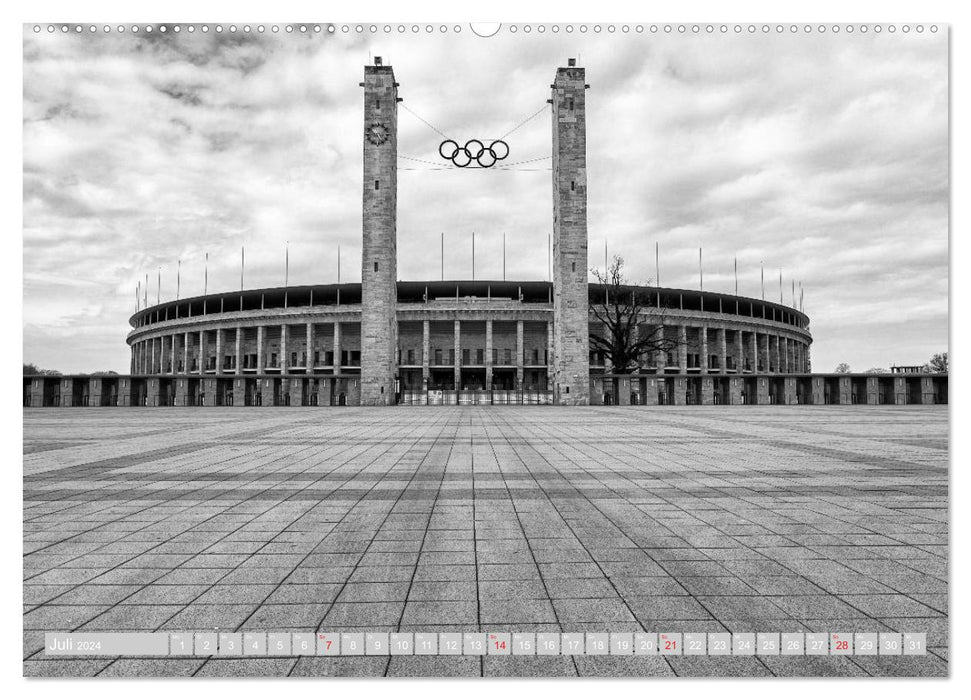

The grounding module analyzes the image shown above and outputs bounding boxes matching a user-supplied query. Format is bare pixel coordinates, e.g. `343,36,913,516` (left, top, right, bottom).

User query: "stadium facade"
23,59,948,408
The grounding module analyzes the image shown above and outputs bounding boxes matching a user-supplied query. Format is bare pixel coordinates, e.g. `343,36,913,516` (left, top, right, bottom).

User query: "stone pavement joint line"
23,406,948,678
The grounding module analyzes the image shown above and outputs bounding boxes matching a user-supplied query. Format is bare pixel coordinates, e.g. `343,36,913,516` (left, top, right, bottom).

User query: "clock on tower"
366,122,389,145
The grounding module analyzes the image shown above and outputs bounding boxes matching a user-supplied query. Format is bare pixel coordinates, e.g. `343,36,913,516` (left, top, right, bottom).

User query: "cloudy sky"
23,25,948,373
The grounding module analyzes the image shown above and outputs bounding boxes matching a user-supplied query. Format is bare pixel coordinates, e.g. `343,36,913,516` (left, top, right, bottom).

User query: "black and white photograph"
19,16,950,681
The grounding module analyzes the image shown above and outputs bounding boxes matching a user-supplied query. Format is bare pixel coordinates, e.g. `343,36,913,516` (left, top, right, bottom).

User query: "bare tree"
834,362,851,374
589,255,682,374
23,363,60,376
924,352,948,373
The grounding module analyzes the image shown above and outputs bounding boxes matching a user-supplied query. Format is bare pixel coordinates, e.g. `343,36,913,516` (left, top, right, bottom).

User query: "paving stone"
96,658,207,677
479,599,558,624
401,600,478,625
335,582,410,603
321,601,405,627
290,657,390,677
483,656,578,677
23,406,948,678
387,656,483,677
194,658,298,677
666,656,773,677
23,659,113,677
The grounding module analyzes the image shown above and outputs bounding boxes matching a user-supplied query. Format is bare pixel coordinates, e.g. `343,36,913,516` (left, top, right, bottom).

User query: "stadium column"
773,335,781,373
547,321,554,390
678,325,688,372
306,323,314,372
453,320,461,390
235,327,243,375
170,334,177,374
257,326,265,373
699,326,708,373
735,331,744,372
422,320,430,389
216,329,224,375
761,334,770,374
150,338,156,374
198,330,205,373
749,332,758,373
280,324,288,372
551,58,590,405
360,56,399,406
516,320,524,390
782,337,789,373
718,328,727,373
654,326,665,371
333,322,341,373
182,332,189,375
485,320,494,390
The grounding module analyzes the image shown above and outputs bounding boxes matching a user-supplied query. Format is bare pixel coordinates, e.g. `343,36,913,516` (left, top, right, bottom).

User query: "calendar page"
21,16,948,681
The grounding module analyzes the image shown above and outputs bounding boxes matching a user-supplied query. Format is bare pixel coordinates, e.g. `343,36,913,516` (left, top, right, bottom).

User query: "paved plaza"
23,406,948,677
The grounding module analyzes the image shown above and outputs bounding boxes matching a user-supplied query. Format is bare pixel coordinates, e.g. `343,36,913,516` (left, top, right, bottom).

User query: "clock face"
366,122,389,145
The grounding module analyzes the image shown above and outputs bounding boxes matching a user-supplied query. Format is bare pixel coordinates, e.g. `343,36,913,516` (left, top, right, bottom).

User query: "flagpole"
734,257,738,296
655,241,660,287
177,260,181,300
604,239,608,305
157,267,161,305
441,233,444,280
471,231,475,282
338,243,341,284
655,241,660,308
760,262,764,300
204,254,208,296
779,269,783,304
698,247,703,291
502,232,506,281
241,247,244,291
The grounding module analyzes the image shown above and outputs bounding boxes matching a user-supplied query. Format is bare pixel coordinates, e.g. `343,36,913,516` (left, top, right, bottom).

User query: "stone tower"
551,59,590,405
360,57,399,406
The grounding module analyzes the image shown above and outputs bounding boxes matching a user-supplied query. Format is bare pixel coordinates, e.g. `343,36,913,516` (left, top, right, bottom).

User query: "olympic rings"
438,139,510,168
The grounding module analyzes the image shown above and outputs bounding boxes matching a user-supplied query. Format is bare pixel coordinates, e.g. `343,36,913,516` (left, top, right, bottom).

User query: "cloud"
22,28,948,374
